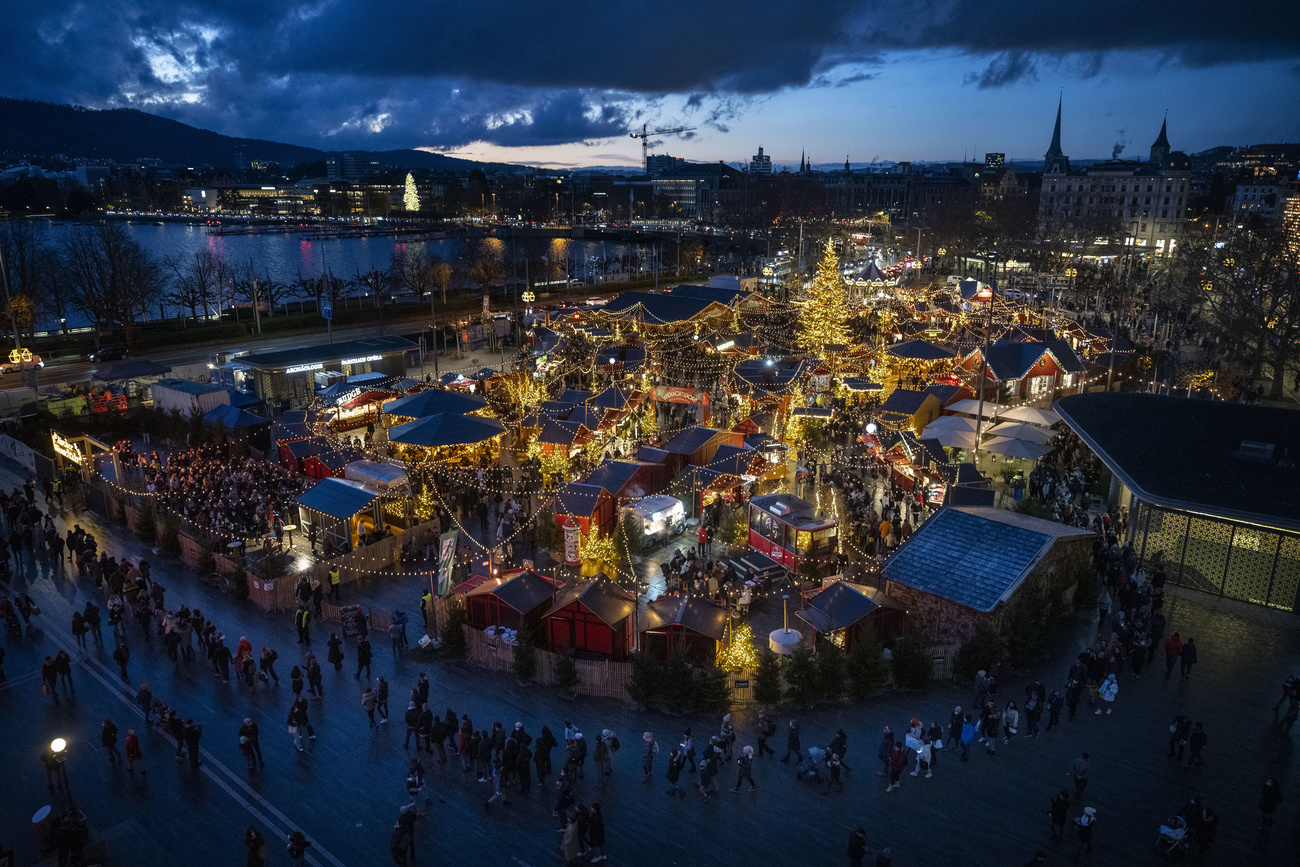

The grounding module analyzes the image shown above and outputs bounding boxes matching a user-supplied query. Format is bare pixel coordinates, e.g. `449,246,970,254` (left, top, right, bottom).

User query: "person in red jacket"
1164,632,1183,680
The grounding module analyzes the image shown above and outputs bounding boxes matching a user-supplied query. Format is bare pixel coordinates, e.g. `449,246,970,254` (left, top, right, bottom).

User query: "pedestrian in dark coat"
780,720,801,763
877,725,894,776
244,826,267,867
1049,789,1071,842
327,633,345,671
306,655,323,698
1259,778,1283,829
847,827,868,867
101,719,121,763
355,637,372,679
183,720,203,768
1187,722,1207,768
1180,637,1198,680
665,749,686,797
732,745,756,791
290,665,304,696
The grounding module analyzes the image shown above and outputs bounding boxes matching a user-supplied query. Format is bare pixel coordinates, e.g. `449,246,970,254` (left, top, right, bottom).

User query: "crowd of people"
116,441,308,540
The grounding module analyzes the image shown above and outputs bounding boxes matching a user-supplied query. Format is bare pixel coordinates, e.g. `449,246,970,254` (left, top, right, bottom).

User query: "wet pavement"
2,455,1299,867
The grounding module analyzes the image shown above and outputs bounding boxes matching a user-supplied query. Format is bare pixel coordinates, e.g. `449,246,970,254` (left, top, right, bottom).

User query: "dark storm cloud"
1,0,1296,149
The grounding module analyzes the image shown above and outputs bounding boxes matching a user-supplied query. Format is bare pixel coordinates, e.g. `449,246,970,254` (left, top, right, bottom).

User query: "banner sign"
563,523,581,566
436,530,459,595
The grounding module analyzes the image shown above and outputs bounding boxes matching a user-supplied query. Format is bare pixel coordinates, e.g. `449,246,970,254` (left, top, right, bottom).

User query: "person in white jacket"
1097,674,1119,715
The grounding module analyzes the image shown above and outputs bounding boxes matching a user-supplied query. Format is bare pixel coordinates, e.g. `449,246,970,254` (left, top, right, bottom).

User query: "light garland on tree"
798,240,851,351
717,620,759,672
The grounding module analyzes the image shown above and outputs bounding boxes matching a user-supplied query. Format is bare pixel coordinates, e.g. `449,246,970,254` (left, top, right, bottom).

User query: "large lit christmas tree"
404,173,420,213
717,620,759,672
798,240,850,351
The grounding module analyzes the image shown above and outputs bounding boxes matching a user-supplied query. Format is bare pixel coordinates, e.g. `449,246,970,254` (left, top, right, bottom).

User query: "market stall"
542,573,636,661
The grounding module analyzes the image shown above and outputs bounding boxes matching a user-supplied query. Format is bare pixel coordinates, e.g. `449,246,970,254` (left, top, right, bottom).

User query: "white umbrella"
985,421,1054,445
995,405,1062,427
920,425,980,449
921,414,978,432
981,436,1052,461
946,398,1001,418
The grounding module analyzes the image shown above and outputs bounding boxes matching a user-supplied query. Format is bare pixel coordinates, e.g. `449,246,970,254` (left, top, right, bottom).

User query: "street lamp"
45,737,70,793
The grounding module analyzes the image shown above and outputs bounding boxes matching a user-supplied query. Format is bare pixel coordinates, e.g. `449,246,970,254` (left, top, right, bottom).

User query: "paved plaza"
2,451,1299,867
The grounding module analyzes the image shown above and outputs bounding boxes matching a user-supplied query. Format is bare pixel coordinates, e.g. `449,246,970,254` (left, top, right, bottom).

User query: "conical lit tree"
798,240,850,351
404,173,420,213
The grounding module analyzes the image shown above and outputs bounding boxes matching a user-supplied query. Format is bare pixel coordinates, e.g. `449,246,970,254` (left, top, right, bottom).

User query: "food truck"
623,494,686,544
746,493,838,573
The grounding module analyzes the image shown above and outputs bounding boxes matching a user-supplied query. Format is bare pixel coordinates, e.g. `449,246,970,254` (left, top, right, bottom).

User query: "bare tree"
165,248,228,323
60,222,164,345
0,220,62,340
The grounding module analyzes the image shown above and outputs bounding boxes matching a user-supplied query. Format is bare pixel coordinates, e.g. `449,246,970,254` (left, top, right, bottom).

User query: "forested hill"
0,98,504,173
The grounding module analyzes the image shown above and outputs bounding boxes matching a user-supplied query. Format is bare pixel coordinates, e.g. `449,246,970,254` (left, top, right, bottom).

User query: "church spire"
1043,96,1070,175
1149,115,1171,165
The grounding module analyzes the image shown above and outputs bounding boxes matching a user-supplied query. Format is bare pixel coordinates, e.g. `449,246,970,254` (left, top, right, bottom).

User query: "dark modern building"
1056,393,1300,613
234,336,417,411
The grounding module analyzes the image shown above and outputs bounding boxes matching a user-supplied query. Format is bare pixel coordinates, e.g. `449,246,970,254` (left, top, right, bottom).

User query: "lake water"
33,220,655,328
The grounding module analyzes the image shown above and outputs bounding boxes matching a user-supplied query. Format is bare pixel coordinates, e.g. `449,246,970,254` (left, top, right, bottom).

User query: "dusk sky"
4,1,1299,168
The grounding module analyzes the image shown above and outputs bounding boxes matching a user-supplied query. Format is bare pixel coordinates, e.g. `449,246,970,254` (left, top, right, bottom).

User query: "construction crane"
630,123,696,173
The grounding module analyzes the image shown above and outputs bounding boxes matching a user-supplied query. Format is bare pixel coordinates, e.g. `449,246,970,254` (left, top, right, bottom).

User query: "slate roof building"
543,574,637,661
796,580,906,651
1056,393,1300,612
882,505,1092,645
957,339,1085,403
639,594,729,664
877,388,941,435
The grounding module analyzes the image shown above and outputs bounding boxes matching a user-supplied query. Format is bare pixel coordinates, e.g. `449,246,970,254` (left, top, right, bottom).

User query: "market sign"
341,354,382,365
52,431,82,465
436,530,458,596
285,363,324,374
563,523,581,566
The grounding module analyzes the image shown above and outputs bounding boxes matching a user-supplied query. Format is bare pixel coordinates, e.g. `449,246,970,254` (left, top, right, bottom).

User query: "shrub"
691,665,733,715
160,513,182,557
136,499,156,543
554,654,579,695
846,625,889,699
512,631,538,682
628,652,663,706
442,597,467,656
889,636,932,690
615,510,645,558
752,649,784,706
783,644,819,707
815,639,847,699
197,547,217,577
954,625,1004,682
535,510,562,553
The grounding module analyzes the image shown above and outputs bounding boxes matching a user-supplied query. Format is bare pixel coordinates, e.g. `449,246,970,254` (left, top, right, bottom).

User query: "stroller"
795,746,826,782
1154,815,1191,858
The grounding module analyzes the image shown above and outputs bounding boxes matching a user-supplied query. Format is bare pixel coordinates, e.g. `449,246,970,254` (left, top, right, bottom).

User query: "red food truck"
746,493,838,573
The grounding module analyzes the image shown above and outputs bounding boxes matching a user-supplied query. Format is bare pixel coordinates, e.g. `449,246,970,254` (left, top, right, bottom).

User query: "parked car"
0,352,43,375
88,345,129,363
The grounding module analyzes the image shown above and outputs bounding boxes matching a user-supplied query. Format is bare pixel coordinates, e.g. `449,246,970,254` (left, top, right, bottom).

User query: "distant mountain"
0,98,514,173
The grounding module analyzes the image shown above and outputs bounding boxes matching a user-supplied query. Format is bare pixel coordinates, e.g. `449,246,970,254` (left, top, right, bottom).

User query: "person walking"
287,696,314,751
823,752,844,795
780,720,801,764
1071,806,1096,861
641,732,658,782
847,827,868,867
376,676,389,724
1164,632,1183,680
290,665,304,697
295,605,311,645
1049,789,1071,842
1258,777,1283,829
1168,714,1192,760
102,719,121,763
1186,722,1207,768
1071,753,1091,801
1179,637,1197,680
244,826,268,867
1097,674,1118,715
306,654,323,698
732,745,756,792
41,656,59,699
959,714,975,762
885,742,907,793
240,718,265,768
259,646,279,684
286,831,312,867
665,747,686,798
355,636,373,680
327,633,345,672
326,566,340,601
1002,700,1020,744
84,602,103,646
183,719,203,769
363,685,379,730
484,758,510,811
404,702,421,749
587,802,606,863
124,729,145,776
1046,690,1064,731
71,611,88,649
756,712,776,758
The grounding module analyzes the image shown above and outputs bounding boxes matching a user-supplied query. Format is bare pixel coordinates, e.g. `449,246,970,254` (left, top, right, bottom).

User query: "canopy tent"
919,425,980,450
92,358,172,381
994,405,1062,427
387,413,505,449
886,339,956,361
922,414,978,432
471,367,500,381
382,389,487,419
203,404,267,430
981,436,1052,461
946,398,1002,418
295,476,383,552
853,260,890,282
985,421,1054,445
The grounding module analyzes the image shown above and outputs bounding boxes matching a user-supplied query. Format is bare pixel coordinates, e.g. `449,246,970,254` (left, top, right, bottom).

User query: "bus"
746,494,838,573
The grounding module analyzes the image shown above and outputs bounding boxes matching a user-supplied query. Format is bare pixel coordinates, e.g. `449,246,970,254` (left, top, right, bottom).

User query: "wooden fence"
463,625,632,702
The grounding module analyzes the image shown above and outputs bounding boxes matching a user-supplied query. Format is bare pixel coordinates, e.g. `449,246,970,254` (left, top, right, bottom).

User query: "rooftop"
1055,393,1300,532
241,336,416,370
882,506,1091,612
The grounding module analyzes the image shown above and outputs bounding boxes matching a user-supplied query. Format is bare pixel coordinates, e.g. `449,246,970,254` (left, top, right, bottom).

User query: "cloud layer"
2,1,1296,151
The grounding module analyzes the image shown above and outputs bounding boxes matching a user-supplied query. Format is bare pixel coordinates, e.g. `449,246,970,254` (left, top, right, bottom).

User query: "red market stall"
461,568,562,638
552,482,616,538
639,594,728,665
746,493,838,573
542,573,636,661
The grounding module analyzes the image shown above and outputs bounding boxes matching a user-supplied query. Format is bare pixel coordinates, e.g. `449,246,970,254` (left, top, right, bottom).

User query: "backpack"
652,740,660,756
609,735,620,753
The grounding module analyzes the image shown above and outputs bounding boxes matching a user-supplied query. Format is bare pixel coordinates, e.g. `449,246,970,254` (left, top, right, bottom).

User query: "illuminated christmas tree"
717,621,759,672
798,240,850,351
404,173,420,212
414,482,436,521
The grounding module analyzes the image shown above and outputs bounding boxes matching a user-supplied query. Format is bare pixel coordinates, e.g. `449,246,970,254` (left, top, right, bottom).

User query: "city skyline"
1,2,1298,169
